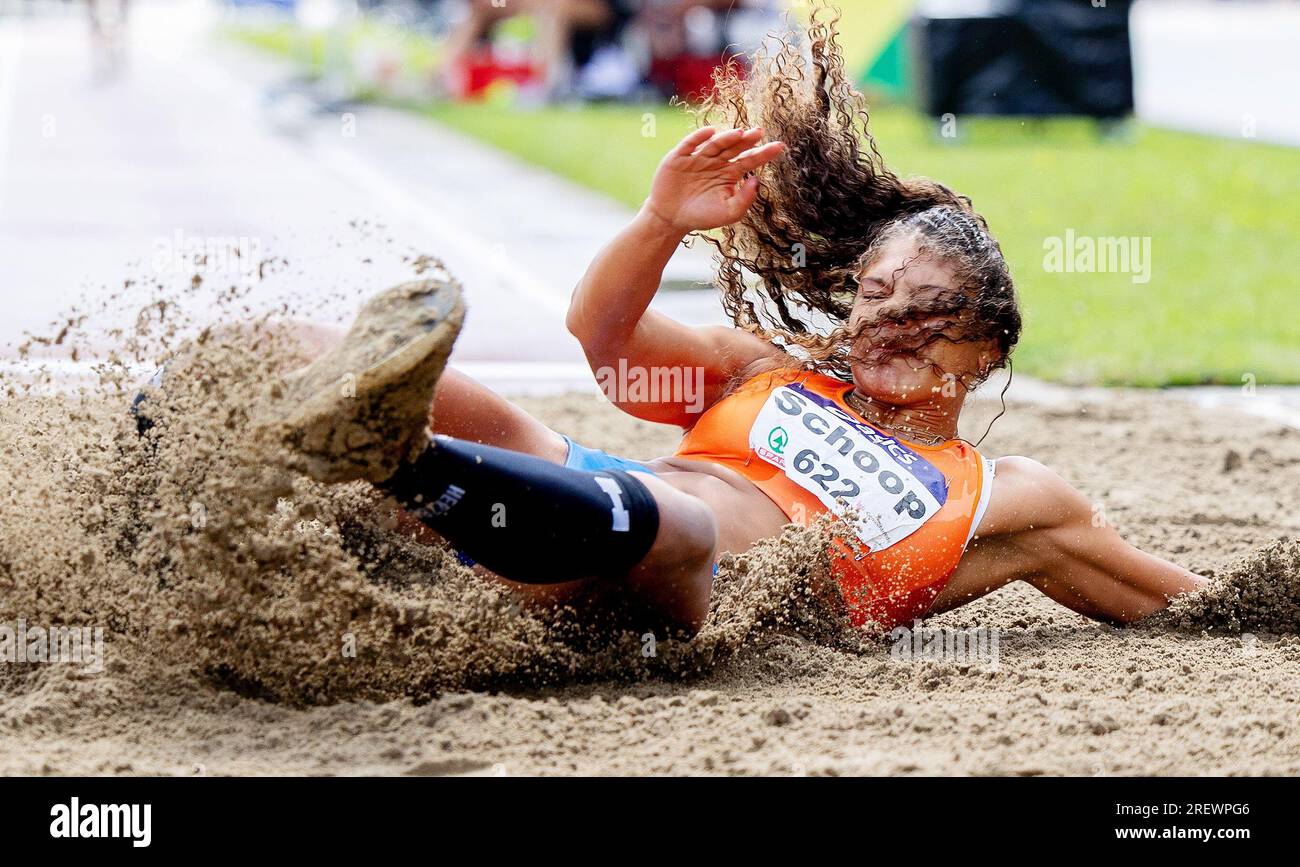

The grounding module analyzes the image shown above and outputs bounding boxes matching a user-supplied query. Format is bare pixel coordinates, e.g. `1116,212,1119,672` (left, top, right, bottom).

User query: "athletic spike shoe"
262,272,465,484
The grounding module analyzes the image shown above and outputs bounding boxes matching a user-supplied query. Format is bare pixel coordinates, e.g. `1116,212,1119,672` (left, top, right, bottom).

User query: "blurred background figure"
85,0,131,79
438,0,637,102
434,0,784,103
635,0,782,100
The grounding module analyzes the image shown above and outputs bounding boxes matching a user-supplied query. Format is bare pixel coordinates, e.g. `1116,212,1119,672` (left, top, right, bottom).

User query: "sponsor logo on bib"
749,384,948,552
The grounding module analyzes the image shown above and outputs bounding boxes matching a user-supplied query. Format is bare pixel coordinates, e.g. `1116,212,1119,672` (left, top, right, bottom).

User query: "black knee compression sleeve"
382,435,660,583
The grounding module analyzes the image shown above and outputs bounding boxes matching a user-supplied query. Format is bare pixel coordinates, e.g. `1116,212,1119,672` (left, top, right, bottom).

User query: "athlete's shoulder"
695,325,783,370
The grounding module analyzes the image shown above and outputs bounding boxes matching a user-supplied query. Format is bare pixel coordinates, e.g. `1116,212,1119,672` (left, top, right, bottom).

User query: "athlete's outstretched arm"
566,126,785,427
934,456,1207,623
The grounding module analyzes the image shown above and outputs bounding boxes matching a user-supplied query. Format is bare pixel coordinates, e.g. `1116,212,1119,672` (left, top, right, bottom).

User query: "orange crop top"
676,369,993,629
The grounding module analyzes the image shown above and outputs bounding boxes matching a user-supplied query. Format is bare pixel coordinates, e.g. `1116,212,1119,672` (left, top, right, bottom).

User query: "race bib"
749,384,949,552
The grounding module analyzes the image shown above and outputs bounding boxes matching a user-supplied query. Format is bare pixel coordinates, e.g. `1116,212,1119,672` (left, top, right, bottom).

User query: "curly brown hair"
693,2,1021,386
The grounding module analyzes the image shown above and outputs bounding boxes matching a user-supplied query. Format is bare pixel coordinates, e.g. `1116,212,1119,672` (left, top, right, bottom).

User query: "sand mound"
1151,539,1300,634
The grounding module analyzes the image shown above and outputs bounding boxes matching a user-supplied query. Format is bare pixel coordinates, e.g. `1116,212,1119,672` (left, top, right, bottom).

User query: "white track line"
171,42,570,317
311,141,570,316
0,357,598,395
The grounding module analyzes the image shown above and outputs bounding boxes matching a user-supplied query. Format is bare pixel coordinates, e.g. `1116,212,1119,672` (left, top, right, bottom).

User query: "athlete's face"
847,235,1000,406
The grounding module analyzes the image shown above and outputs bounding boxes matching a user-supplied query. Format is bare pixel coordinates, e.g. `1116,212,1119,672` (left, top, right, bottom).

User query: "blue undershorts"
561,436,654,475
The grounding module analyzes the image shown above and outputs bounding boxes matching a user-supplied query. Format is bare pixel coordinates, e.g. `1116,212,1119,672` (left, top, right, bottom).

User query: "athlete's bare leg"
430,369,568,462
534,471,718,631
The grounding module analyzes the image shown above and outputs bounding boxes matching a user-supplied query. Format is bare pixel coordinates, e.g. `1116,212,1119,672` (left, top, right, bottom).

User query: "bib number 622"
791,447,927,519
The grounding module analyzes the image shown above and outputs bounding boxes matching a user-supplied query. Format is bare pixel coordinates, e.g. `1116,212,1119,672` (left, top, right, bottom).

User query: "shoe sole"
269,275,465,483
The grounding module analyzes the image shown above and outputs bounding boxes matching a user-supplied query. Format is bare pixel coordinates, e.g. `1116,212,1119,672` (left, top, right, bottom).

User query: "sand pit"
2,272,1299,776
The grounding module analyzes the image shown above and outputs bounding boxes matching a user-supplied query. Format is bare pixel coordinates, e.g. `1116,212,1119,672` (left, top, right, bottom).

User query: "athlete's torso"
665,369,992,629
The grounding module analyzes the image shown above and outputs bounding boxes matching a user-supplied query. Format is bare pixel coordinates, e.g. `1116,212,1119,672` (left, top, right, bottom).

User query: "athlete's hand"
644,126,786,234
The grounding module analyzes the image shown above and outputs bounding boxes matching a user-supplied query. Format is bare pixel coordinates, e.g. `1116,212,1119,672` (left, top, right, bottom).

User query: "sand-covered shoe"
262,274,465,484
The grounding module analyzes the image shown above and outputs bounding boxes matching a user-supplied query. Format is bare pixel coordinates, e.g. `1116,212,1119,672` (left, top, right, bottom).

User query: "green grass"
426,103,695,209
226,22,444,96
230,27,1300,387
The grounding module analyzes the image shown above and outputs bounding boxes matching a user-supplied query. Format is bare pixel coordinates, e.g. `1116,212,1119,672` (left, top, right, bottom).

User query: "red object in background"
649,53,746,101
448,50,538,100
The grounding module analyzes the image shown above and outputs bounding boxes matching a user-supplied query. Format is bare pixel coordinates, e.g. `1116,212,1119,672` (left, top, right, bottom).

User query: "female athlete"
240,9,1206,637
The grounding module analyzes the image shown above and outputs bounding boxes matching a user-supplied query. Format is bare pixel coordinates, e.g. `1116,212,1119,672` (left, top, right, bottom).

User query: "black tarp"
914,0,1133,118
